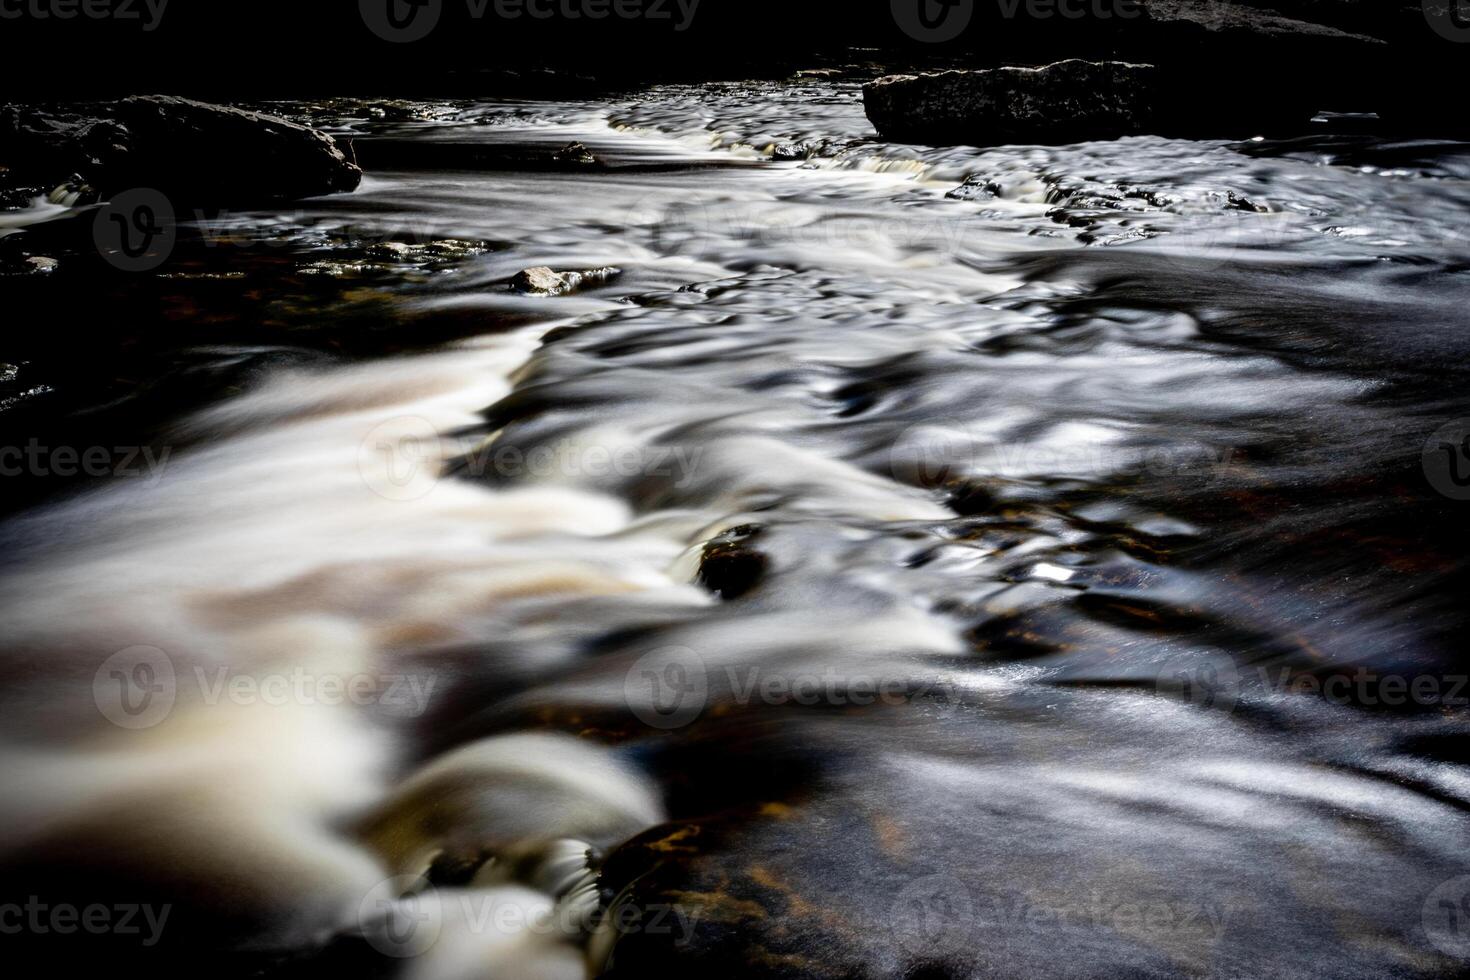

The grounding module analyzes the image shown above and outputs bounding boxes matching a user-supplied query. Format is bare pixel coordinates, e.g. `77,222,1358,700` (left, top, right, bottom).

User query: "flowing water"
3,77,1470,979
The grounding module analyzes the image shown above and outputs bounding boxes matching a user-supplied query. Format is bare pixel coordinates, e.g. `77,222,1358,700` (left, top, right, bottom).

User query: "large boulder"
0,96,361,205
864,60,1161,147
1126,1,1441,131
861,2,1457,147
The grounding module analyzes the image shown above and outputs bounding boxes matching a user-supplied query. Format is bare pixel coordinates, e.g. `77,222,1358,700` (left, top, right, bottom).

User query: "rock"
1137,0,1385,44
552,141,597,165
864,61,1160,147
697,525,768,600
0,186,40,210
511,266,571,295
510,266,621,296
0,96,361,206
862,4,1450,146
25,256,57,274
946,177,1002,202
770,140,832,162
1126,0,1394,132
46,177,98,207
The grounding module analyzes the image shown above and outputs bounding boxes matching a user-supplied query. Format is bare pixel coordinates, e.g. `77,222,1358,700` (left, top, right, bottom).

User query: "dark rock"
0,96,361,206
0,186,42,210
1128,0,1393,134
862,3,1448,147
697,525,768,601
553,141,598,165
1137,0,1386,45
770,140,832,162
864,61,1161,148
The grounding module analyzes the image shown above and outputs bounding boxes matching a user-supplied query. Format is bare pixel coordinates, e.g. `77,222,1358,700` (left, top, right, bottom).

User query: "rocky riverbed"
2,65,1470,980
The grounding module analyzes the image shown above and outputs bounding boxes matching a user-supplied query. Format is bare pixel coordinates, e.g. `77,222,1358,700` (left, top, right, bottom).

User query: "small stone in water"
510,266,621,296
511,266,571,295
553,142,597,165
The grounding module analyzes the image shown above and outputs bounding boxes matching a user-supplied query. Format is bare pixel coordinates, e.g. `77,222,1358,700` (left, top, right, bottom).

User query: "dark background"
1,0,1461,107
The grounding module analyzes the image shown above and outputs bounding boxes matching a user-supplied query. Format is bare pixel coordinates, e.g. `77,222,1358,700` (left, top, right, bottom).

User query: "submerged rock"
0,96,361,206
864,60,1160,147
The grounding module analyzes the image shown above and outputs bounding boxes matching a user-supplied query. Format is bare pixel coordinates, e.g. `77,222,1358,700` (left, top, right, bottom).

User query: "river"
2,76,1469,978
